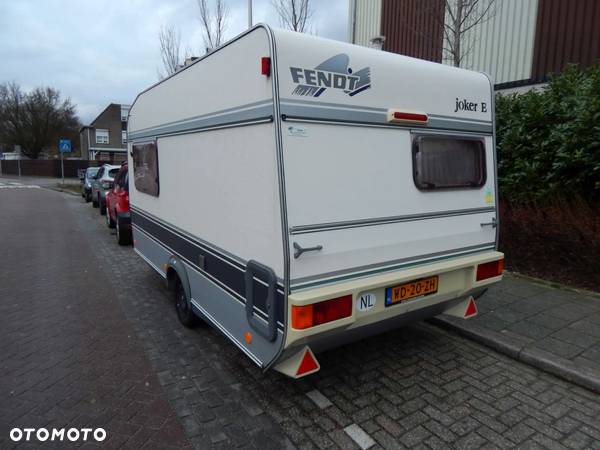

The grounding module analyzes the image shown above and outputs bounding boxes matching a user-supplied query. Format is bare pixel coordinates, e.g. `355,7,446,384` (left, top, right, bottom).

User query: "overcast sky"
0,0,348,124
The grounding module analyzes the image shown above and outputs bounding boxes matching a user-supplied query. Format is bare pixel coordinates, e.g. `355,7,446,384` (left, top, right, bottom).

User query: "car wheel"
99,195,106,215
106,207,115,228
174,280,198,328
116,218,132,245
85,191,91,202
92,193,98,208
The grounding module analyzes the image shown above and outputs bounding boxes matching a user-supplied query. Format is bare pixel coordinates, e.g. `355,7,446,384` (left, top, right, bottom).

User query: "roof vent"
369,35,386,50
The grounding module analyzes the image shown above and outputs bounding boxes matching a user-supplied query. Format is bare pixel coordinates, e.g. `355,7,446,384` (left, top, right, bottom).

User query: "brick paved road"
2,187,600,449
0,188,191,449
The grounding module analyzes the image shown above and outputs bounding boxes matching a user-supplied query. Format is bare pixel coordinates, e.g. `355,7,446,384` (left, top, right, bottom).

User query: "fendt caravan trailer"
127,25,504,378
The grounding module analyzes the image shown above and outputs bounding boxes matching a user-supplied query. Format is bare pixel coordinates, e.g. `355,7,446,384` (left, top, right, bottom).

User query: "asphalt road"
1,184,599,449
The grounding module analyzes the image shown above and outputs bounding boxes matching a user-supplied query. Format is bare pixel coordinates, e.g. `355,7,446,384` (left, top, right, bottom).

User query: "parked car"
91,164,120,214
81,167,100,202
105,163,132,245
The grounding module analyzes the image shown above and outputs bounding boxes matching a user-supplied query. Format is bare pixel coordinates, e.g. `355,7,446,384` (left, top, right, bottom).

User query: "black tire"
85,191,91,203
174,280,198,328
92,193,98,208
106,206,115,228
116,218,132,245
99,195,106,215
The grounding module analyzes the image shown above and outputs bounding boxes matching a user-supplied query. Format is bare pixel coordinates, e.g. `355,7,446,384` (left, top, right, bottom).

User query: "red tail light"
292,295,352,329
393,111,428,122
388,109,429,124
261,57,271,76
476,259,504,281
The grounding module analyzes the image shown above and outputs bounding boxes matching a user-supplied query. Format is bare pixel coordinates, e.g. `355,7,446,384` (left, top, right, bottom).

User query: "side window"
132,141,159,196
412,135,486,190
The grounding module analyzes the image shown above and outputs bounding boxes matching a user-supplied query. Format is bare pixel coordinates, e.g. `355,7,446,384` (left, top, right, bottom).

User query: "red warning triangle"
464,297,478,318
296,349,319,376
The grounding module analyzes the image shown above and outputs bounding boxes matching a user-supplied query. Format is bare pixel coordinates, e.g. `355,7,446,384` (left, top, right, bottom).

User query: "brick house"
80,103,130,162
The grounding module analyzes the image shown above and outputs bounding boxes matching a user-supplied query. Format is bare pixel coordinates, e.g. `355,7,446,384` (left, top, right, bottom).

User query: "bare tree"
158,25,182,79
0,82,80,159
394,0,495,67
272,0,313,33
197,0,229,52
442,0,496,67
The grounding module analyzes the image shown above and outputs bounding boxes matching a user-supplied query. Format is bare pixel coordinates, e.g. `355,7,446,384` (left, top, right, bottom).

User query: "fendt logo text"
289,53,371,98
10,427,107,442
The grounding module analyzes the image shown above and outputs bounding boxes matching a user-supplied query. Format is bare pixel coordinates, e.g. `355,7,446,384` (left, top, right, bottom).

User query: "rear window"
412,135,486,190
132,141,159,196
108,168,119,178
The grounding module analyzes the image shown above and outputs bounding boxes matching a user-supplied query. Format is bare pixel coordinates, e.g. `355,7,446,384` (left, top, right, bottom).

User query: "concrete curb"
45,186,80,197
429,316,600,394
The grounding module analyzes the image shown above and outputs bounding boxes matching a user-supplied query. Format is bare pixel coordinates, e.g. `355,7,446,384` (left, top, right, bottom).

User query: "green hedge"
495,65,600,203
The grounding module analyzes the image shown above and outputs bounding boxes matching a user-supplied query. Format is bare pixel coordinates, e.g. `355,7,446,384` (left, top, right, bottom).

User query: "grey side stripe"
290,243,496,291
129,102,274,140
280,99,492,134
290,206,496,235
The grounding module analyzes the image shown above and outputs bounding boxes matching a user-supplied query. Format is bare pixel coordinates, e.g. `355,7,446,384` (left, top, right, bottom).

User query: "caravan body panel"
271,29,497,289
128,27,287,368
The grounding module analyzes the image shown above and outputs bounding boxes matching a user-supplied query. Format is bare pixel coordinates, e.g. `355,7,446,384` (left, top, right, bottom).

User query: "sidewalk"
432,274,600,392
0,174,80,187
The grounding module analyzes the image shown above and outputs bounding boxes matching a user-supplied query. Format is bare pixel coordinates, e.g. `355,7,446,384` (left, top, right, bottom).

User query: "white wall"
348,0,382,46
444,0,539,84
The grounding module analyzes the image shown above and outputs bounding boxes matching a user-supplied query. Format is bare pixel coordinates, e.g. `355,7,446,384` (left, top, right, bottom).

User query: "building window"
122,131,127,143
132,141,159,196
412,135,486,190
96,129,109,144
121,106,130,122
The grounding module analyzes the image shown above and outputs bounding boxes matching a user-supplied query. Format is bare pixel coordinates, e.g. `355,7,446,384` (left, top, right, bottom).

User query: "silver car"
91,164,120,215
81,167,100,202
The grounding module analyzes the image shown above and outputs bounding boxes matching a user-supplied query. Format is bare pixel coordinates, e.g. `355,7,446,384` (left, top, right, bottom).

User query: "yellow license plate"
385,276,439,306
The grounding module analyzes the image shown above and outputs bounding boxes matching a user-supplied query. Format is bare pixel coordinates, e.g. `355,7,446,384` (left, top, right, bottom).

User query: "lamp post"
248,0,252,29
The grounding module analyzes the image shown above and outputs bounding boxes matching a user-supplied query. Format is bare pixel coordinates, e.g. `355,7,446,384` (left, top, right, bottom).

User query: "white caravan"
127,25,504,378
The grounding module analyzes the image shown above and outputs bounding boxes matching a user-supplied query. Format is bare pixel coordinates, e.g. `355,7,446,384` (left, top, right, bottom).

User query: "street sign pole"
58,139,71,185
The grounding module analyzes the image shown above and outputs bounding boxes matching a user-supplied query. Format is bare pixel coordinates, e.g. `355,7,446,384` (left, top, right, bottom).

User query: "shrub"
499,197,600,290
495,64,600,203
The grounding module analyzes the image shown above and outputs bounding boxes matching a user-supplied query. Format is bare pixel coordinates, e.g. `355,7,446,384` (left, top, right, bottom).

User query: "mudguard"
167,255,191,300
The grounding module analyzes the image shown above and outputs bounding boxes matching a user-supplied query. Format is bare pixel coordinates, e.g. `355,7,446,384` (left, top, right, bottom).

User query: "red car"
105,162,132,245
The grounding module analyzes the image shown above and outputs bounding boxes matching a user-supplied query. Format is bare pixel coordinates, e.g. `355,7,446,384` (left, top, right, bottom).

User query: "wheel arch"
166,255,191,301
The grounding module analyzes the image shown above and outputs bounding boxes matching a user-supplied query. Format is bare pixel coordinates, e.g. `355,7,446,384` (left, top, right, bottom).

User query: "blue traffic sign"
59,139,72,153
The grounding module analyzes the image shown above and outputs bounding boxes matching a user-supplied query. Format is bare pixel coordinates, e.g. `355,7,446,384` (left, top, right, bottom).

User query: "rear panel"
272,29,497,290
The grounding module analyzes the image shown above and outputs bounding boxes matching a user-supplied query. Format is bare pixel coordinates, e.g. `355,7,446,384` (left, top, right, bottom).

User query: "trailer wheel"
99,195,106,215
116,218,131,245
106,206,115,228
175,280,199,328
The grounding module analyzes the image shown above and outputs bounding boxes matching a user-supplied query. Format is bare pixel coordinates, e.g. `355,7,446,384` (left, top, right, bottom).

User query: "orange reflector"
464,297,477,318
296,349,319,376
292,295,352,329
244,332,252,344
292,303,314,329
476,259,504,281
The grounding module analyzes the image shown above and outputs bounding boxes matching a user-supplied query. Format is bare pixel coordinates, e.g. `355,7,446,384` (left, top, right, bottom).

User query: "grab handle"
293,242,323,259
480,217,497,228
244,260,277,342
